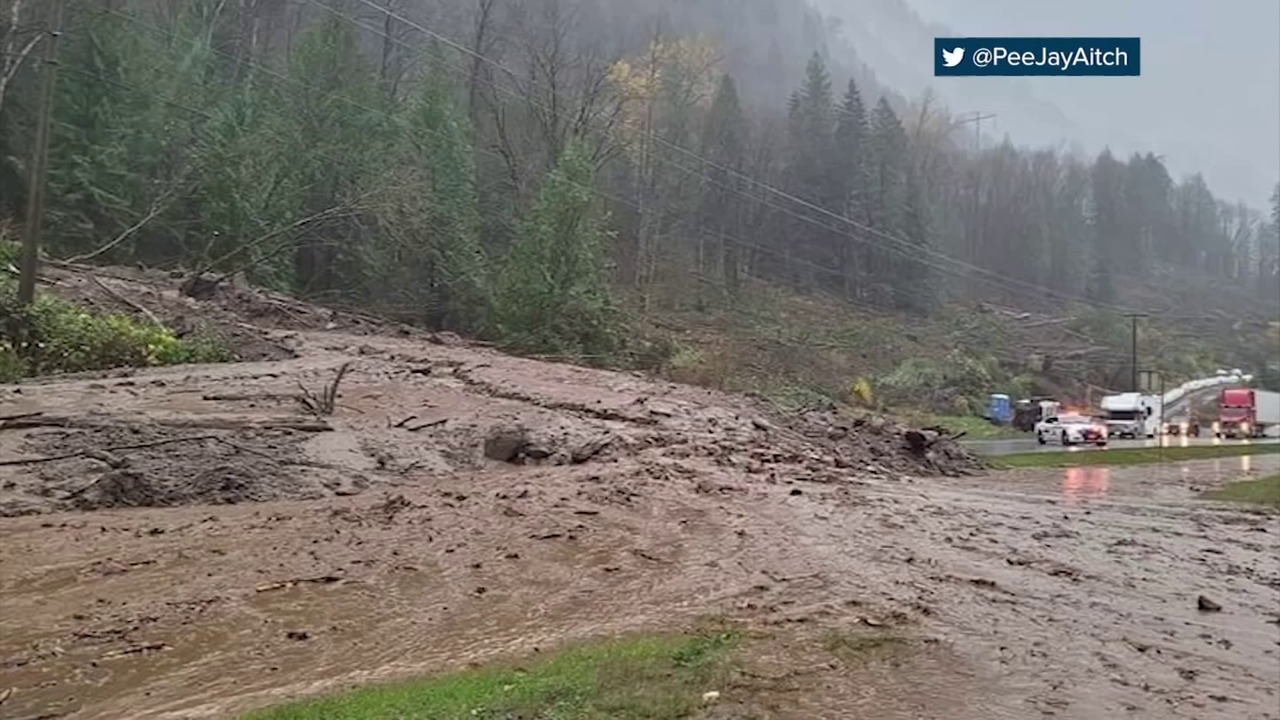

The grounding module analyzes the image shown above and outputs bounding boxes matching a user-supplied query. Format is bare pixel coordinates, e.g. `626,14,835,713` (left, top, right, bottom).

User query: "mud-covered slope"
0,264,980,517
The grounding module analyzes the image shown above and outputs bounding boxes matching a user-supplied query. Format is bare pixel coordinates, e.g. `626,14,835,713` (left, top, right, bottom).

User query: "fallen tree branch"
201,392,298,402
0,434,223,467
298,362,351,417
0,413,332,433
100,642,170,659
185,204,363,299
213,437,277,461
255,575,343,593
89,274,162,327
66,192,172,264
405,418,447,432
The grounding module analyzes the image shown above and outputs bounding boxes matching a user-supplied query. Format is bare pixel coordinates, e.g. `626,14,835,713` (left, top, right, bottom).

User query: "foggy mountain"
812,0,1280,208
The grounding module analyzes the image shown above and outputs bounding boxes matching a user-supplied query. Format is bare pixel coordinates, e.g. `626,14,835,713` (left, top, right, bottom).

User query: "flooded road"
965,435,1280,456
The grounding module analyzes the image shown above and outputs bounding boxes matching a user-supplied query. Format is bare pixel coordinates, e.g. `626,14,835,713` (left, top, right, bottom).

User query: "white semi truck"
1099,392,1160,439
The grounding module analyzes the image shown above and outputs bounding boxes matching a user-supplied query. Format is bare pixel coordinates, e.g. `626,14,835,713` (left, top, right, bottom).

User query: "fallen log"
255,575,343,593
0,434,229,467
0,413,332,433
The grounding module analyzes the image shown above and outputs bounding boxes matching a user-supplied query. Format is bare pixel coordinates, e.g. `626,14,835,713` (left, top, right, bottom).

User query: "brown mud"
1,266,1277,719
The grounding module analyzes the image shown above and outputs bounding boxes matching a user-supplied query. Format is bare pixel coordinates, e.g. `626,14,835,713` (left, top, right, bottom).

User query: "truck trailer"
1217,388,1280,439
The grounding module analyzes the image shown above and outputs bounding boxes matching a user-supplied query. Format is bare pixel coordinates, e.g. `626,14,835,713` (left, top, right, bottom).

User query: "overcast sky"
902,0,1280,208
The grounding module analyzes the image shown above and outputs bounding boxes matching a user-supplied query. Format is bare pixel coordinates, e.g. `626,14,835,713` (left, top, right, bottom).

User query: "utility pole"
18,0,66,306
1124,312,1148,392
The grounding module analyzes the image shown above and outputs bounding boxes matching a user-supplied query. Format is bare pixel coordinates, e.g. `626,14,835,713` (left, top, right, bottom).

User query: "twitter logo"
941,47,965,67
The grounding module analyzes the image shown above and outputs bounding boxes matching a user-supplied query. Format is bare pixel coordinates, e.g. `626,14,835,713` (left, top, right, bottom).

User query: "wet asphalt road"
963,434,1280,456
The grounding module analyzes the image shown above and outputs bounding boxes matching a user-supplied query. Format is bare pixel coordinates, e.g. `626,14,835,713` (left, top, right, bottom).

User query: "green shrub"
0,286,230,381
0,239,19,266
492,142,620,359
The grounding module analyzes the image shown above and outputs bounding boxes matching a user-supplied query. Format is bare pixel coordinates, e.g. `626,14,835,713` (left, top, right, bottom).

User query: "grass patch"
246,629,739,720
1201,473,1280,507
902,413,1023,439
997,443,1280,469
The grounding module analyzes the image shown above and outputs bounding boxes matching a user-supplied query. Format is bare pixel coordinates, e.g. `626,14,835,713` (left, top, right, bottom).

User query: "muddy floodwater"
0,282,1275,719
4,451,1276,718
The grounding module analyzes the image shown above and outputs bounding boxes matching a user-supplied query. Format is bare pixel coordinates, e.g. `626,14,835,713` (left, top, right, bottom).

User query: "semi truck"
1217,388,1280,438
1099,392,1159,439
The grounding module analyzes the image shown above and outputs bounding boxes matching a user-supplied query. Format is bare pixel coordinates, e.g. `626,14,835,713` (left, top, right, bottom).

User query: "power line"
299,0,1139,314
80,6,1262,325
318,0,1158,314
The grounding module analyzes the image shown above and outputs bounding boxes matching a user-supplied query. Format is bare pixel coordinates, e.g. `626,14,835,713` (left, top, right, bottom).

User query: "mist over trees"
1,0,1276,361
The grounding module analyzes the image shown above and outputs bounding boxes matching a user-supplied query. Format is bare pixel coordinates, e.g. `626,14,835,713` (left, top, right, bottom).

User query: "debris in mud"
0,427,351,514
285,631,311,641
375,493,415,520
100,642,170,659
483,424,528,462
782,409,984,477
483,423,618,467
429,331,464,346
255,575,343,593
70,462,321,511
1196,595,1223,612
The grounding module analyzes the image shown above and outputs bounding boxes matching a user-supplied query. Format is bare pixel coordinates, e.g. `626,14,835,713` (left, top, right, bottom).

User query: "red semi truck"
1217,388,1280,439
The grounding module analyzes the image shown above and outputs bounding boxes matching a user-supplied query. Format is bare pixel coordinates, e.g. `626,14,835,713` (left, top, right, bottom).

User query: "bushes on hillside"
0,284,230,382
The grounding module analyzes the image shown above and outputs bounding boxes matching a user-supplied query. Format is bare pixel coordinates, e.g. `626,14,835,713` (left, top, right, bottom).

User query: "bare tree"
467,0,499,128
0,0,43,119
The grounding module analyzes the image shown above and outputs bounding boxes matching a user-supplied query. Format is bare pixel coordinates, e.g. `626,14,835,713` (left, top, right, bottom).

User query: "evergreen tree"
374,56,487,331
1272,182,1280,231
283,17,386,295
787,53,835,201
832,78,870,294
1087,149,1124,301
493,141,617,357
700,74,747,293
784,52,838,287
896,171,934,313
867,97,908,296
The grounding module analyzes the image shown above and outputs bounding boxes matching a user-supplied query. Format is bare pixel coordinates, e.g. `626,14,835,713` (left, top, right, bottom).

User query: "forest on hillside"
1,0,1277,395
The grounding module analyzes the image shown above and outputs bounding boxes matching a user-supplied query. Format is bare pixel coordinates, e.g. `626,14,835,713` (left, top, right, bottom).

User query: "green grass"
1201,473,1280,507
903,413,1023,439
246,629,739,720
996,443,1280,469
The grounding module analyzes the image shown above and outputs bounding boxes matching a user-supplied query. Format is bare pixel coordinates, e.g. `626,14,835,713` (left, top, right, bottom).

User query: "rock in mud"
570,434,615,464
429,331,463,346
904,429,940,454
325,474,370,497
484,425,528,462
1197,595,1223,612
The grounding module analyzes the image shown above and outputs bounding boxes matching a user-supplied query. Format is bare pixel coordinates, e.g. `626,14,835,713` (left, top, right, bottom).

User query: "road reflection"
1062,466,1110,504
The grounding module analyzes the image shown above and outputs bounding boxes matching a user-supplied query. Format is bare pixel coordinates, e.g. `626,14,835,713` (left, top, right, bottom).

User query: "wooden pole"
18,0,66,306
